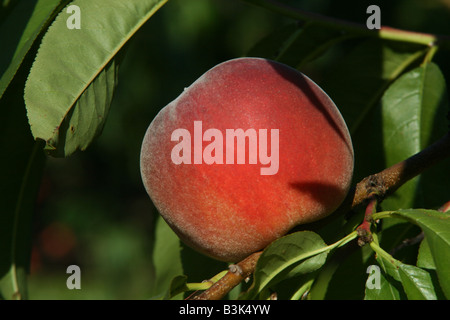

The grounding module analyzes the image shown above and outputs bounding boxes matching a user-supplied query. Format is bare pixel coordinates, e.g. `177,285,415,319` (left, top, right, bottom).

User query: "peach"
140,57,354,262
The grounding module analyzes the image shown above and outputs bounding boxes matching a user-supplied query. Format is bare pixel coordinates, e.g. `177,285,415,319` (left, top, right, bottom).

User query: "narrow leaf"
0,72,46,300
247,21,349,69
417,238,435,270
151,216,183,299
164,275,188,300
0,0,67,99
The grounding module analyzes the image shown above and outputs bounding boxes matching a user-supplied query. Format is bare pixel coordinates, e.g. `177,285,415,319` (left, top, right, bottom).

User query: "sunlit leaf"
151,216,183,299
316,40,429,194
24,0,168,157
241,231,328,299
381,62,450,210
379,209,450,298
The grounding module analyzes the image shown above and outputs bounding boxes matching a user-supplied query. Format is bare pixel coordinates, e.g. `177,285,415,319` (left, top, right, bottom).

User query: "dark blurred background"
28,0,450,299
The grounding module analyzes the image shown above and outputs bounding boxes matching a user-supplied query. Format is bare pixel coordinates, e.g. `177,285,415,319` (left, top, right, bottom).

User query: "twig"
439,200,450,213
351,133,450,207
389,231,424,256
242,0,450,48
190,251,262,300
187,133,450,300
356,196,377,246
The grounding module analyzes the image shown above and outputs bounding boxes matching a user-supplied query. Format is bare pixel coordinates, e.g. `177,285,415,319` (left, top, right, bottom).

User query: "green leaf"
381,62,450,210
24,0,168,157
0,0,21,20
376,209,450,299
320,39,428,184
180,242,228,286
0,0,68,99
247,21,349,69
417,237,435,270
365,265,403,300
370,239,437,300
0,140,45,300
416,240,447,299
150,216,183,299
164,275,188,300
241,231,328,299
377,217,421,266
322,39,427,134
149,275,189,300
383,63,448,157
0,65,46,300
377,256,437,300
310,243,375,300
398,263,437,300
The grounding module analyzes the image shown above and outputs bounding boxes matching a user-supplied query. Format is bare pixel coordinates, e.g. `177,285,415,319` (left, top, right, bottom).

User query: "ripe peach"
140,57,354,262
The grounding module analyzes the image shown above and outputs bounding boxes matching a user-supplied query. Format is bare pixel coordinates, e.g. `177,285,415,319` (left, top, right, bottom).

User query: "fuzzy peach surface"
140,57,354,262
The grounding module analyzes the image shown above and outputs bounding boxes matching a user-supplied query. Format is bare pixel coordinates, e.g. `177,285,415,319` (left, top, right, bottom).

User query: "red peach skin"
140,57,354,262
